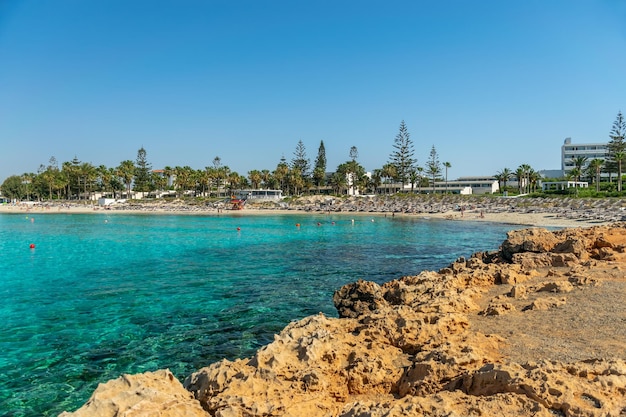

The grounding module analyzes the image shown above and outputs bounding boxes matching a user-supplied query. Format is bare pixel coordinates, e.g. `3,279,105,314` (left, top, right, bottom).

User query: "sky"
1,0,625,183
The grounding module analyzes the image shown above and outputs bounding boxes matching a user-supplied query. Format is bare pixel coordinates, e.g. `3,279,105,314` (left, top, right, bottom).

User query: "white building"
429,176,500,195
541,181,589,191
236,189,283,201
561,137,608,175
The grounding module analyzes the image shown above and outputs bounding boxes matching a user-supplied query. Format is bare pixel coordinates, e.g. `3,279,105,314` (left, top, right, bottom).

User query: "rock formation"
61,224,626,416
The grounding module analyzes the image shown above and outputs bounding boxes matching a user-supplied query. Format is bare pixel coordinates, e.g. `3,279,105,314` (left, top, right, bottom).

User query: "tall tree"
570,155,588,182
248,170,262,189
425,145,441,192
517,164,532,193
1,175,27,200
134,147,153,193
312,140,327,191
495,168,512,193
388,120,416,189
381,163,397,194
291,140,310,178
273,157,289,193
212,156,228,197
79,162,97,200
443,162,451,193
117,160,136,199
339,147,365,195
608,111,626,191
515,166,526,194
290,140,310,193
587,158,604,191
614,152,626,192
41,156,59,200
65,156,82,199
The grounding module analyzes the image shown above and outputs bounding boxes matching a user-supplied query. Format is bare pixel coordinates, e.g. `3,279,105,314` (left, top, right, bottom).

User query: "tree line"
1,121,453,201
4,112,623,201
494,111,626,194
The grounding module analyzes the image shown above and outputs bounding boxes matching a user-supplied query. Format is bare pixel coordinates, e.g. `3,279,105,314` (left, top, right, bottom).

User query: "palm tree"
329,171,347,195
416,166,424,193
515,167,525,194
98,165,112,197
248,170,262,189
79,162,97,201
614,151,626,192
61,161,77,199
117,160,136,199
260,169,271,189
381,163,397,194
288,167,305,196
569,156,588,183
227,171,242,194
153,170,168,196
517,164,532,194
370,170,382,194
587,159,604,191
273,162,289,194
495,168,512,194
567,167,582,183
443,162,451,193
409,168,419,193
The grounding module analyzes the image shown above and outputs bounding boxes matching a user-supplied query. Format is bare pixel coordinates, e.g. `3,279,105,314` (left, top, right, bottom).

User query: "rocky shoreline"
61,223,626,416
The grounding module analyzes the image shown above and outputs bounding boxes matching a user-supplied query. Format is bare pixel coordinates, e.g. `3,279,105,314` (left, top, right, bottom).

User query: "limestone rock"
501,228,561,261
333,279,387,318
58,370,206,417
62,223,626,417
523,296,566,311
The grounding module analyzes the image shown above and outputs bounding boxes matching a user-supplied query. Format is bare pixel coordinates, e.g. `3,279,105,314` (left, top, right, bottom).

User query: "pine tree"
426,145,441,192
389,120,416,189
291,140,310,177
313,140,327,189
133,147,153,193
607,111,626,191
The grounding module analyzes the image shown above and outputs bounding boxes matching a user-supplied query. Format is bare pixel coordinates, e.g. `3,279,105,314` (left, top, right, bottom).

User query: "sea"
0,212,526,417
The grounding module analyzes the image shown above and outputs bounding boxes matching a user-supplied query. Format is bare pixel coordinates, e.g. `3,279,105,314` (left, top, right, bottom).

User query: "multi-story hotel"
561,137,609,175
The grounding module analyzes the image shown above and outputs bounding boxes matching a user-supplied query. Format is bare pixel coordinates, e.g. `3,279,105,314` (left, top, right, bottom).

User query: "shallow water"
0,212,521,416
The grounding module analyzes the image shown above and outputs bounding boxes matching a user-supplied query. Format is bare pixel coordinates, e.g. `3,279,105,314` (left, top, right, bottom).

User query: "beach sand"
0,201,610,229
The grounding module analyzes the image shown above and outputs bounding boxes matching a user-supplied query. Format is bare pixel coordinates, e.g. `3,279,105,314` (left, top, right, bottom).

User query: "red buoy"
236,227,241,231
29,243,35,249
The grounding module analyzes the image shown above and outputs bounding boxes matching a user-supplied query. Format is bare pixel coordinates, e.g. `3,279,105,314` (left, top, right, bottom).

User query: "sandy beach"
0,196,619,229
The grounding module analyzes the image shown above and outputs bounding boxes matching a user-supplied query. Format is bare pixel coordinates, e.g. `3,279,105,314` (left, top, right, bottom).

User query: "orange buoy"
29,243,35,249
295,223,300,227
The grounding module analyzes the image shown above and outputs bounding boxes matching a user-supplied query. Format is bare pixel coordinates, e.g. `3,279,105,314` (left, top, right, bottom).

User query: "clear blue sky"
1,0,625,183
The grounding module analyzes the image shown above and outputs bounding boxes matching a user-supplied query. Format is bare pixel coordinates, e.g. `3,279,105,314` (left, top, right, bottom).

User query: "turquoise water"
0,213,521,416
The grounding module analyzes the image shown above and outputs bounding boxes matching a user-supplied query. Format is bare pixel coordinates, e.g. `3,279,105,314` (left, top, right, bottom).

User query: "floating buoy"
236,227,241,231
331,221,335,225
29,243,35,249
295,223,300,227
317,222,321,226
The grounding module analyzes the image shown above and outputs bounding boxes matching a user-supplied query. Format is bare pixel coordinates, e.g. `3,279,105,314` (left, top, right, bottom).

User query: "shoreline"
0,200,612,229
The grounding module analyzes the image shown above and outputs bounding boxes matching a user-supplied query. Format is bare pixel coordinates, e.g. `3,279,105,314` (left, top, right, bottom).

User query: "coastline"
59,222,626,416
0,199,615,229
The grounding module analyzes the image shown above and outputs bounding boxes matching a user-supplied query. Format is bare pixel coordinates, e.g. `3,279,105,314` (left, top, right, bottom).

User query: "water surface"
0,212,522,416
